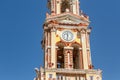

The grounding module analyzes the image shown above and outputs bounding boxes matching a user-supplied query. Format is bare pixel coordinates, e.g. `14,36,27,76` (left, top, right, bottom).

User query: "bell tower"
47,0,80,15
34,0,102,80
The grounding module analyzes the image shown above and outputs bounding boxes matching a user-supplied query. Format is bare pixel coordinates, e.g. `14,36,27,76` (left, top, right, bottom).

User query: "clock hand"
67,33,69,40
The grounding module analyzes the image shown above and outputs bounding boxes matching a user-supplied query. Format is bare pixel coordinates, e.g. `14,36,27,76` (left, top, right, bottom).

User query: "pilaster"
81,29,88,69
86,29,92,68
56,0,61,14
51,0,56,13
64,49,73,69
79,50,83,69
45,31,48,68
50,27,56,68
48,31,51,68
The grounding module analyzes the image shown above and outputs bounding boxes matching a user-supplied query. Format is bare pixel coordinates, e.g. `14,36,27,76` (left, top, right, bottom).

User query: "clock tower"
34,0,102,80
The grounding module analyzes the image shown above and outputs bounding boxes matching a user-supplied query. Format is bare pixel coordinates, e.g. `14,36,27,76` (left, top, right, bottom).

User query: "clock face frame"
61,30,74,42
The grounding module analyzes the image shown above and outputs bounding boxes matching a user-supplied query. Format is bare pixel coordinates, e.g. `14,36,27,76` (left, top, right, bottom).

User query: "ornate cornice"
58,22,88,26
46,12,90,22
44,68,102,75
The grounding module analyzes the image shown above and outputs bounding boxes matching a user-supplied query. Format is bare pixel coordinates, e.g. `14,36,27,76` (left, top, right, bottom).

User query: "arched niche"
61,0,70,13
56,42,65,68
71,43,81,69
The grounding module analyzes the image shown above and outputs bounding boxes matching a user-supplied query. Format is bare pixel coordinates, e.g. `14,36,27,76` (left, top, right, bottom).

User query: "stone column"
45,31,48,68
86,29,92,68
64,48,73,69
50,27,56,68
79,50,83,69
80,29,88,69
51,0,56,13
72,0,77,14
48,31,51,68
64,49,69,69
56,0,61,14
76,0,80,15
71,0,80,15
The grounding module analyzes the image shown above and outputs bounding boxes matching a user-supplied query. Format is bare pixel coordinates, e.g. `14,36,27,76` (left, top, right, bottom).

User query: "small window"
61,0,70,13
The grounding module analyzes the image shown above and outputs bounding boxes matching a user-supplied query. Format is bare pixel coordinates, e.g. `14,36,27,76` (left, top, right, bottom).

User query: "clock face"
61,30,74,42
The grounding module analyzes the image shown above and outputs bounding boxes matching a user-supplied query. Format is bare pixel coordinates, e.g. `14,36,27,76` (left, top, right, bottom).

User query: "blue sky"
0,0,119,80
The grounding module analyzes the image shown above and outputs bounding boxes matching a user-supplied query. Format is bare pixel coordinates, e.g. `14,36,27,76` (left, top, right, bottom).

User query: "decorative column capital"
51,27,57,32
80,29,86,34
48,24,57,32
87,27,92,34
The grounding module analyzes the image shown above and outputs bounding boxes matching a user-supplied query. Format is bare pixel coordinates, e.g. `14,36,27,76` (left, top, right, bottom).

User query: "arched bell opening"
71,43,81,69
61,0,70,13
73,48,79,69
56,42,65,68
